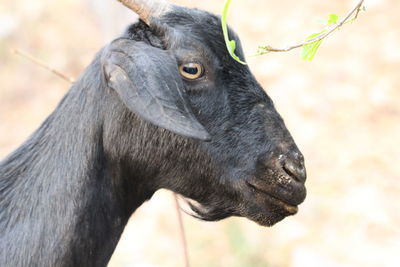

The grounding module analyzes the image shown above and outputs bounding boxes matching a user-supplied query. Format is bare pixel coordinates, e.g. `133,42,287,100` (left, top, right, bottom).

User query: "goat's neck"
0,60,151,266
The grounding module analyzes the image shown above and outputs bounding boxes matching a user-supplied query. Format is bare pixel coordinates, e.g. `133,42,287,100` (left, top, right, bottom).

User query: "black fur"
0,6,307,267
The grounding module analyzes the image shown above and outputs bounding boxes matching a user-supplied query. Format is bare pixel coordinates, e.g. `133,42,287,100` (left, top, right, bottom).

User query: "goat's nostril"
282,159,306,183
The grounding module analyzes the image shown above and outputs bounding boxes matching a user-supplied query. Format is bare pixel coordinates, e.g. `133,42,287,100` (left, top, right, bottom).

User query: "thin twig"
255,0,365,54
173,193,190,267
12,49,75,83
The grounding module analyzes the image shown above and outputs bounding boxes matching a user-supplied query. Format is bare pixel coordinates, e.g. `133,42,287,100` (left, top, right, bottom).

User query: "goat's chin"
185,199,292,226
185,201,237,222
239,199,299,226
244,209,292,227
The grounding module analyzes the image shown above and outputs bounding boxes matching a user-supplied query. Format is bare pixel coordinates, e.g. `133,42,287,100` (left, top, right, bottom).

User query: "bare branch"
173,193,190,267
12,49,75,83
254,0,365,55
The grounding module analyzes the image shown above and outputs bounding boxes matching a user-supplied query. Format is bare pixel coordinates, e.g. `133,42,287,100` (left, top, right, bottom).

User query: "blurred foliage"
223,0,364,62
301,14,338,61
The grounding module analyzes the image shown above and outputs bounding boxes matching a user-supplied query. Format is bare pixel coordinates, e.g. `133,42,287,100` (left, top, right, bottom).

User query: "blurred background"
1,0,399,266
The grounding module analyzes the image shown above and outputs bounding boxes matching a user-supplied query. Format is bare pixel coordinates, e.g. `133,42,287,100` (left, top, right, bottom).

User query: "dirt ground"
1,0,399,266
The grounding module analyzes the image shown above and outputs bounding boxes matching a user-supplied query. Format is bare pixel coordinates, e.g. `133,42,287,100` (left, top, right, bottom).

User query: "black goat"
0,0,307,266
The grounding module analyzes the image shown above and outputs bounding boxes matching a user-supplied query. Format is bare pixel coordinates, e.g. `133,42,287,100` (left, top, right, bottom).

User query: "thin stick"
12,49,75,83
173,193,190,267
255,0,365,54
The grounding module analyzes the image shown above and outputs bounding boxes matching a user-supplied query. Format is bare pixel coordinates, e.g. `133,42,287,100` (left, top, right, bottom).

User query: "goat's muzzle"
248,147,307,215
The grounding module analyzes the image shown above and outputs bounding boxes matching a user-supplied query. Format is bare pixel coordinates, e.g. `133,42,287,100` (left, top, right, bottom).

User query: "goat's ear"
102,39,211,141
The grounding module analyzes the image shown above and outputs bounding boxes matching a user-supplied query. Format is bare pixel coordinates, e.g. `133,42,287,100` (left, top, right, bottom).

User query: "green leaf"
301,12,339,61
302,40,322,61
327,13,339,25
301,31,324,61
221,0,246,65
306,31,324,40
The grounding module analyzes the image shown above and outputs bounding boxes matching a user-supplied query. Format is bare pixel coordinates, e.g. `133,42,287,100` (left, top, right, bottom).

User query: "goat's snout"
257,148,306,185
257,148,307,185
251,148,307,206
281,151,306,184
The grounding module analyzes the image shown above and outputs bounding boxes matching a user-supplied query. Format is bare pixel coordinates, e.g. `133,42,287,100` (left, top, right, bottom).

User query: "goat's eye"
179,63,204,80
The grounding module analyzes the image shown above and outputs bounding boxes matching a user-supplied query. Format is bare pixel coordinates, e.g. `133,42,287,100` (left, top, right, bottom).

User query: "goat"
0,0,307,266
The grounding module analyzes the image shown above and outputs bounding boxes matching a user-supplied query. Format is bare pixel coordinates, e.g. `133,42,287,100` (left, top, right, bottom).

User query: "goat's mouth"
246,181,299,215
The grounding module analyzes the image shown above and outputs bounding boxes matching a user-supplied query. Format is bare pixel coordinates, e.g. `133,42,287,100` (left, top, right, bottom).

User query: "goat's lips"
246,182,298,215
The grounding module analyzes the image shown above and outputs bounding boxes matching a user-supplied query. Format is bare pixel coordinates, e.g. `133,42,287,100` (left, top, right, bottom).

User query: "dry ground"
1,0,399,266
